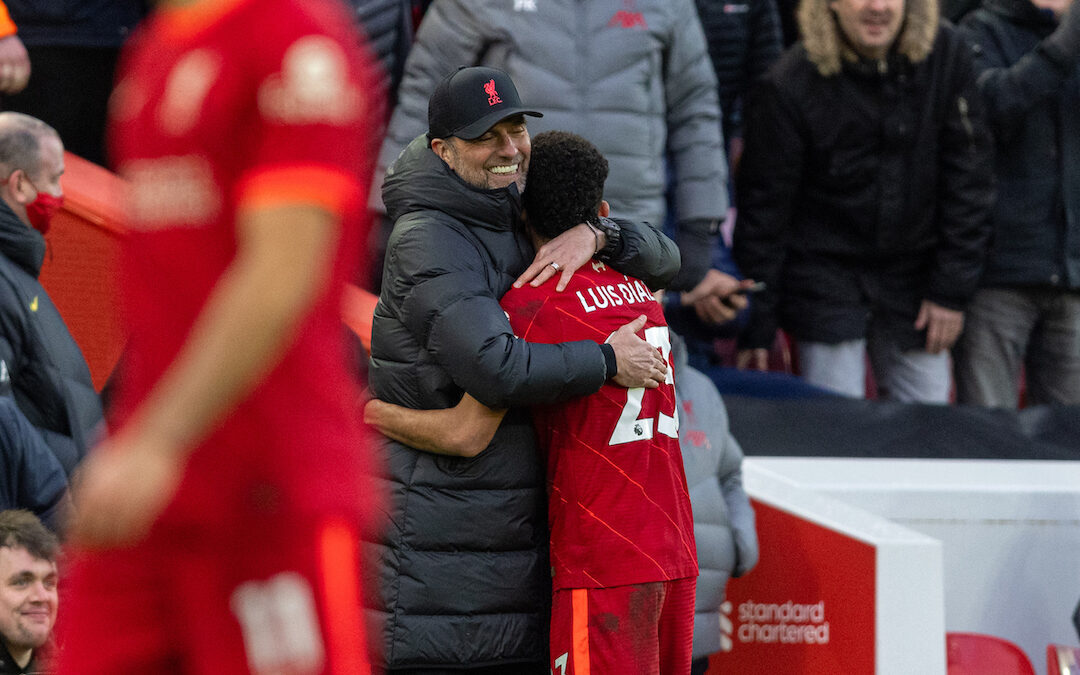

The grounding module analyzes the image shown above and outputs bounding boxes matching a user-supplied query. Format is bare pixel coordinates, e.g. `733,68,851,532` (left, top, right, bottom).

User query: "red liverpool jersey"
107,0,383,527
501,261,697,590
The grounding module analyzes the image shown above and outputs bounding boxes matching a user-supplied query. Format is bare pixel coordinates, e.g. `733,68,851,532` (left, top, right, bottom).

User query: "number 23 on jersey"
608,326,678,446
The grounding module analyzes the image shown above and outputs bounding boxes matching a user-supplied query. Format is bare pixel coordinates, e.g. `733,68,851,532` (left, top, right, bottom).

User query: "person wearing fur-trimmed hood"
732,0,995,402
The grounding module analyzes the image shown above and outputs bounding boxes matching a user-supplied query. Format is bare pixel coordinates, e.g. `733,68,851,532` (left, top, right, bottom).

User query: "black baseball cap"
427,66,542,141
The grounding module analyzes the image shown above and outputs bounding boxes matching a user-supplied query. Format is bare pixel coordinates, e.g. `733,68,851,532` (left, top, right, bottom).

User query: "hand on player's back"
606,315,667,389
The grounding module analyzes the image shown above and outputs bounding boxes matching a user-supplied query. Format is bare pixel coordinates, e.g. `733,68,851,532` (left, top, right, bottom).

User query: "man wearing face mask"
0,112,103,478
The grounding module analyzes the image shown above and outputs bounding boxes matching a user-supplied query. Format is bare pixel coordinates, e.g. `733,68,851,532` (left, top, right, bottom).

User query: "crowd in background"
0,0,1074,671
366,0,1077,409
2,0,1076,407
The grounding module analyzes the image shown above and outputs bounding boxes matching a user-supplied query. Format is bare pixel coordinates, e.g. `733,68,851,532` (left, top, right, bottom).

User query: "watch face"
597,216,619,232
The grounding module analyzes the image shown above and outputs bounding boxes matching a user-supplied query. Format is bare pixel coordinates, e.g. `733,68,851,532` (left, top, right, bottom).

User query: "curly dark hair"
523,130,608,241
0,510,58,562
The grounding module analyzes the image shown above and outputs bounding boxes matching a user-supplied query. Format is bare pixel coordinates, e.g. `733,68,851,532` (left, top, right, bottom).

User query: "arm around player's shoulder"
603,218,681,292
377,211,608,409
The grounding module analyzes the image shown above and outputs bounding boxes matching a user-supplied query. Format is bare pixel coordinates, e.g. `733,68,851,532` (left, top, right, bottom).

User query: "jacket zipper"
958,96,976,154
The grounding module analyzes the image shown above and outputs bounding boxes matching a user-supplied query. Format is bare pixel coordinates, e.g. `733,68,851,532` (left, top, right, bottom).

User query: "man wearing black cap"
424,66,540,192
371,1,736,332
365,66,681,673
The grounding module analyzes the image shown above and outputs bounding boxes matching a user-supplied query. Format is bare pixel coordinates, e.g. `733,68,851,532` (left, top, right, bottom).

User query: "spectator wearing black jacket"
350,0,419,112
0,0,146,167
954,0,1080,408
0,113,103,477
664,0,782,360
694,0,783,162
0,399,66,534
733,0,995,401
349,0,421,290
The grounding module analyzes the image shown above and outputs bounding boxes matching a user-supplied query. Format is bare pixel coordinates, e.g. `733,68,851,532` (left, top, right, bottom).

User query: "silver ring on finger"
549,262,561,272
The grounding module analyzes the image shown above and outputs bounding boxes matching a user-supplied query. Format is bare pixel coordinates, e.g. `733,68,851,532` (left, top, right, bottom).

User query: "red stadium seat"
341,283,377,352
946,632,1035,675
41,152,126,391
1047,643,1080,675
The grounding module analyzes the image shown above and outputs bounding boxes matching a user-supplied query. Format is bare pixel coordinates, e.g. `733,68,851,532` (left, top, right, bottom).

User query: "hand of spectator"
606,314,667,389
680,270,754,325
68,434,184,548
728,136,745,178
736,348,769,371
514,223,597,292
915,300,964,353
0,34,30,94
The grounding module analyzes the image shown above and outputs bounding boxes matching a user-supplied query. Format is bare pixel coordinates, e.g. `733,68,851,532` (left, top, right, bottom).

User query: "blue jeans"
954,287,1080,408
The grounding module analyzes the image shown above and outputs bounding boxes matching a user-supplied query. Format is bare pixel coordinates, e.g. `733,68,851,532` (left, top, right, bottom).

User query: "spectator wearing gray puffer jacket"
671,332,758,674
372,0,745,321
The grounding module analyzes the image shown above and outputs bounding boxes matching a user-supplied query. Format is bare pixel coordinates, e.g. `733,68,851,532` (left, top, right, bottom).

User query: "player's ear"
520,212,542,245
598,200,610,218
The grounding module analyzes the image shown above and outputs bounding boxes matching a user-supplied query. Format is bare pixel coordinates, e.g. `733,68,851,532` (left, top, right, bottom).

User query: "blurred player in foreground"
57,0,384,672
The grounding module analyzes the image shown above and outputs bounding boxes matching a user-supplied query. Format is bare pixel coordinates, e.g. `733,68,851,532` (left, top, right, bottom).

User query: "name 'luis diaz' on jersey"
574,274,655,314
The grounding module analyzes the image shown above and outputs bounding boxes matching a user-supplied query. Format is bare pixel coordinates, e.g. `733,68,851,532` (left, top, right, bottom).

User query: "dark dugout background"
725,397,1080,460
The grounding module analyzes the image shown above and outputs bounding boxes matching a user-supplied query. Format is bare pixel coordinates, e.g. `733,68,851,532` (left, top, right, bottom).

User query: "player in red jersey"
366,131,698,675
56,0,384,673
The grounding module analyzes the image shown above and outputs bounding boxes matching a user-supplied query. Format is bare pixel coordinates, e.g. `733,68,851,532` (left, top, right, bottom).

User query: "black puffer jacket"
5,0,145,48
694,0,783,143
0,397,69,533
0,202,103,477
366,135,679,669
350,0,414,110
959,0,1080,290
734,25,995,350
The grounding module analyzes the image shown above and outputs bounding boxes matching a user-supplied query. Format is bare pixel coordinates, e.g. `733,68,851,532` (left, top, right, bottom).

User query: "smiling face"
0,546,57,660
431,115,530,191
830,0,905,60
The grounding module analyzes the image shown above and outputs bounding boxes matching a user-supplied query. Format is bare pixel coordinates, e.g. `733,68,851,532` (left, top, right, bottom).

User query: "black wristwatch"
592,216,622,260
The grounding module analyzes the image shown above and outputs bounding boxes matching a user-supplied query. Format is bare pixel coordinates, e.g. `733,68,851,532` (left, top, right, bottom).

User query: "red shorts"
54,514,370,675
549,577,695,675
